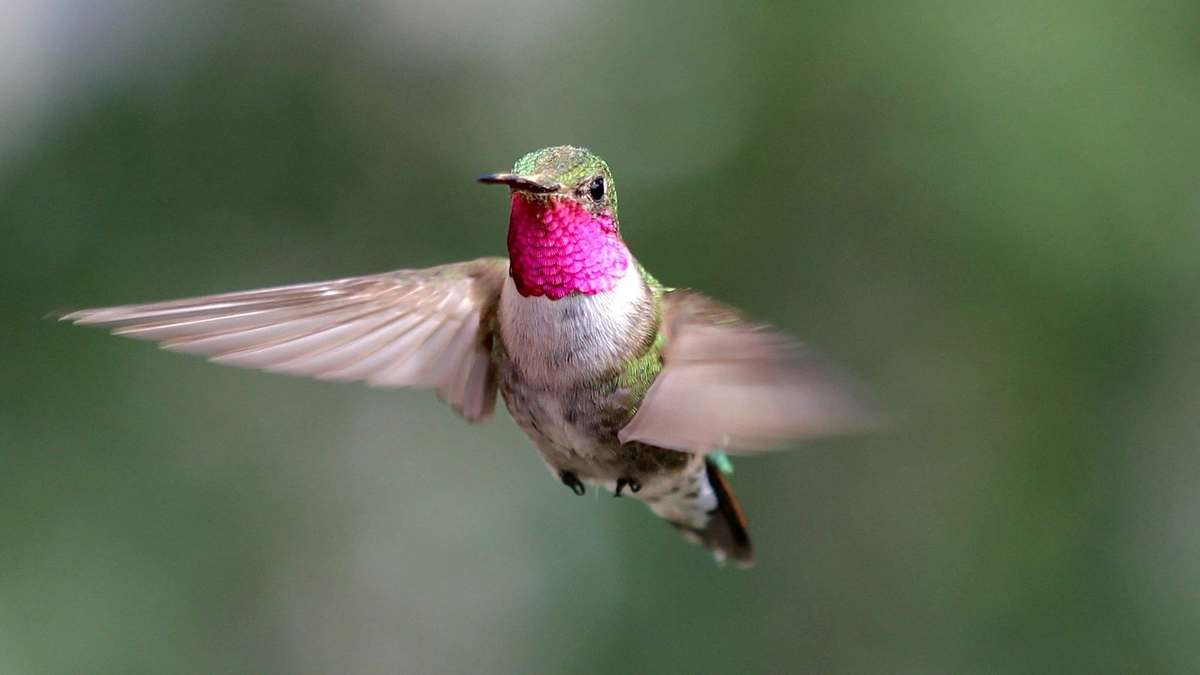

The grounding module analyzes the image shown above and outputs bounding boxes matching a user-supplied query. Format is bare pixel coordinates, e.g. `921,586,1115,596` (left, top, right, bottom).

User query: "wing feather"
619,290,877,454
61,258,509,421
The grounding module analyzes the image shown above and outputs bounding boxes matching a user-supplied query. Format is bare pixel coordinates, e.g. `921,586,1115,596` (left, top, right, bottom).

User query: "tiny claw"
560,471,586,496
614,477,642,497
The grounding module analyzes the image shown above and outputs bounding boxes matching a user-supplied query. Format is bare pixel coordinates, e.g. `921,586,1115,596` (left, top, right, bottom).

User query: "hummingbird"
60,146,872,567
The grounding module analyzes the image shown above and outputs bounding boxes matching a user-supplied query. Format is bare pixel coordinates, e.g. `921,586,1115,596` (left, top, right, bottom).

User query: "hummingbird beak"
477,173,563,194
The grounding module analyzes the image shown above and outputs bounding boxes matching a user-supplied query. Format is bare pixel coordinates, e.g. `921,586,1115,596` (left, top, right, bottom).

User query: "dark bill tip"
476,173,562,194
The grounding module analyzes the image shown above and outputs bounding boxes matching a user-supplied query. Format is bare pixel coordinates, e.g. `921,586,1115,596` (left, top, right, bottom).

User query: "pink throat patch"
506,194,629,299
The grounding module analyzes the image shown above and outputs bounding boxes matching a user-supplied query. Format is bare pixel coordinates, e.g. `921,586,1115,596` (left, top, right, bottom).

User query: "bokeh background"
3,1,1199,672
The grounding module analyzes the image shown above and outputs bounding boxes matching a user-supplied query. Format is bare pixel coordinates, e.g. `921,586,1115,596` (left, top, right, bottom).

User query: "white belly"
496,267,647,387
495,266,651,464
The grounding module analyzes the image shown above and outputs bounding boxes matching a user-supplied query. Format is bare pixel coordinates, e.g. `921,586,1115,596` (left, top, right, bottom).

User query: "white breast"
497,264,647,387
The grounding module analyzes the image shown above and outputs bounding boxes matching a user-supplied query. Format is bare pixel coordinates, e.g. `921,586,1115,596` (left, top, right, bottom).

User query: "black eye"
588,176,606,201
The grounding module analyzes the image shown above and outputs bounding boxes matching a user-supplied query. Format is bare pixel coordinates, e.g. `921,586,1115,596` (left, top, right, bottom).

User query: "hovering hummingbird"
61,146,873,566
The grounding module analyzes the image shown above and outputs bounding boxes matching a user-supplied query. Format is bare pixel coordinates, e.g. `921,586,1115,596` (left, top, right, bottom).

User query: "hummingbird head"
479,146,630,300
479,145,619,219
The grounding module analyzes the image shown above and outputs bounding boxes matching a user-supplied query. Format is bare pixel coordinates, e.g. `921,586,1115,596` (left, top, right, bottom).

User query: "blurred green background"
3,1,1199,672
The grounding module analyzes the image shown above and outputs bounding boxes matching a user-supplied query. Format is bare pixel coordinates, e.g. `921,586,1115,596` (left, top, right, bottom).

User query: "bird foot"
614,477,642,498
560,471,586,496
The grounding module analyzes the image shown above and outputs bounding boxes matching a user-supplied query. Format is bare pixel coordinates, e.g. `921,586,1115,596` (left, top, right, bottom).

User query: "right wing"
59,258,510,422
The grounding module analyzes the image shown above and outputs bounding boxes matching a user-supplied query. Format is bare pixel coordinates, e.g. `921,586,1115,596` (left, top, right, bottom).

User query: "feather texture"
60,258,509,421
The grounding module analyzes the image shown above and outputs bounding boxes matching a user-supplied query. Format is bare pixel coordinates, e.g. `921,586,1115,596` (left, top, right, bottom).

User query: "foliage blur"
3,1,1198,672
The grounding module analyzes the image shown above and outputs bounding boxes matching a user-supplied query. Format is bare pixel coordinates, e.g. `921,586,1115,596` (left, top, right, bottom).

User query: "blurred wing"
618,290,876,454
60,258,509,421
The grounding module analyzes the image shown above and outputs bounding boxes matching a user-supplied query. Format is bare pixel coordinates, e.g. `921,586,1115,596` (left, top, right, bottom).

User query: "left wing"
618,290,876,454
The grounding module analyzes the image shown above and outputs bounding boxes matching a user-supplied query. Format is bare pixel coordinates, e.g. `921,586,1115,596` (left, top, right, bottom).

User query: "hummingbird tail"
651,458,754,567
698,459,754,567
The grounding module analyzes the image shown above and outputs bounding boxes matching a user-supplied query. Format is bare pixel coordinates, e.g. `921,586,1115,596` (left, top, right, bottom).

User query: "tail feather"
649,457,754,567
700,459,754,567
